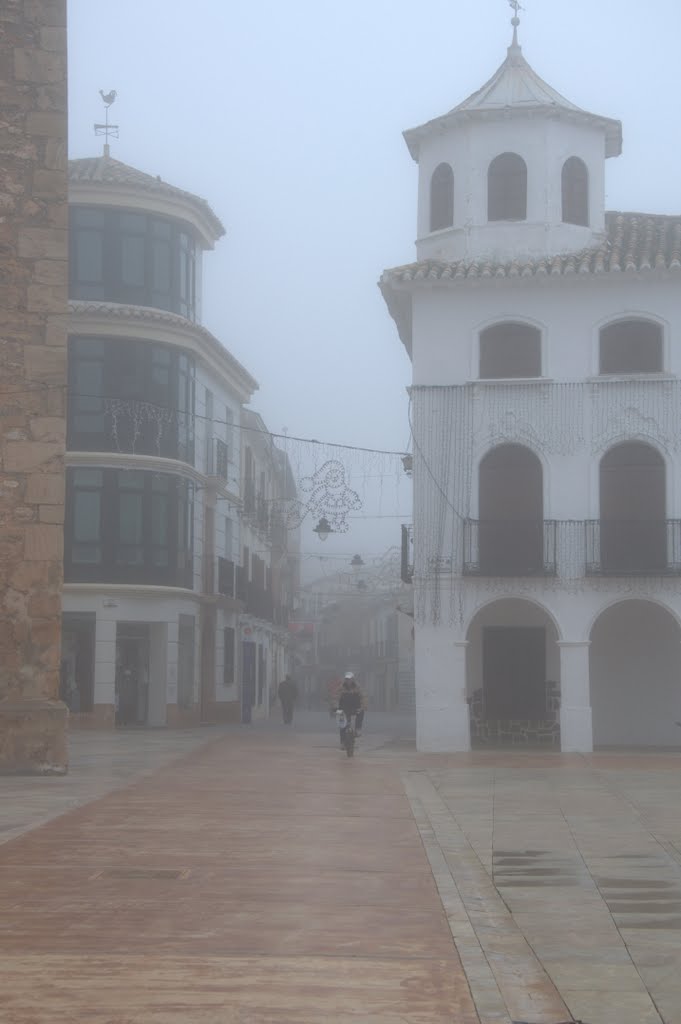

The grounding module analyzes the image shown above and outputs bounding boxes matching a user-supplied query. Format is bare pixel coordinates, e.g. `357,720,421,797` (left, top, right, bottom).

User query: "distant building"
381,26,681,751
62,153,297,726
295,550,413,710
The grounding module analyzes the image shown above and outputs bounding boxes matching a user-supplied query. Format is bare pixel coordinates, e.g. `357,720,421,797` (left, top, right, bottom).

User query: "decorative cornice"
68,299,258,401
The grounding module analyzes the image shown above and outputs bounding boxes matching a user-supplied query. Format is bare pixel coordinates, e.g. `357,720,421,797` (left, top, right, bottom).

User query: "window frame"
429,162,455,232
487,152,528,222
65,468,195,587
478,321,543,380
598,319,664,376
561,156,589,227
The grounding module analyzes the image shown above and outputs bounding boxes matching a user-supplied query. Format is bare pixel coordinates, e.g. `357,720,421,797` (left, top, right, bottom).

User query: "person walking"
277,673,298,725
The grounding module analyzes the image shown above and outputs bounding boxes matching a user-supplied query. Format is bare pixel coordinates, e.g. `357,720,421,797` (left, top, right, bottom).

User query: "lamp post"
313,516,333,541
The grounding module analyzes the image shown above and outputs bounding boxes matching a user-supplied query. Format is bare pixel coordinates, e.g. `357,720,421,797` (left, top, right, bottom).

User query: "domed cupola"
404,14,622,264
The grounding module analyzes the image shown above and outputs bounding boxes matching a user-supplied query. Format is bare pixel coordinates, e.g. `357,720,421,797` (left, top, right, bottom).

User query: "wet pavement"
2,713,681,1023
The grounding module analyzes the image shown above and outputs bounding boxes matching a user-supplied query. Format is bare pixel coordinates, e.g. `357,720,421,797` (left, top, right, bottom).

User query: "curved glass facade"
65,467,194,588
69,206,198,321
68,336,195,464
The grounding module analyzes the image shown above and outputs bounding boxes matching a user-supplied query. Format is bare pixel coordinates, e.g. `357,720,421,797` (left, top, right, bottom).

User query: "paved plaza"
2,714,681,1023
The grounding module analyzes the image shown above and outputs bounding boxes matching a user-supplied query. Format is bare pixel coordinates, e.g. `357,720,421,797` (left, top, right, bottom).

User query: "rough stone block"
22,343,66,381
0,700,68,775
27,281,67,313
13,47,65,84
39,27,66,52
17,226,67,259
38,503,63,524
25,111,64,137
23,523,63,560
3,440,62,472
30,416,64,442
25,472,64,504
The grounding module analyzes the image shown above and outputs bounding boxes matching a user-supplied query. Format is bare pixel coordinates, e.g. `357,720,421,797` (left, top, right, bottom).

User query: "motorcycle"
335,709,357,757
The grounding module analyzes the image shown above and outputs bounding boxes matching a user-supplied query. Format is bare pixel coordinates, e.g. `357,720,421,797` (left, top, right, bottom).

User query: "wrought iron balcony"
585,519,681,575
463,519,557,577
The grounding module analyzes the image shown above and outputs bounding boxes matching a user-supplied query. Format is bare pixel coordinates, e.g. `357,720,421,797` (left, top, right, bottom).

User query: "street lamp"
350,554,365,569
313,516,333,541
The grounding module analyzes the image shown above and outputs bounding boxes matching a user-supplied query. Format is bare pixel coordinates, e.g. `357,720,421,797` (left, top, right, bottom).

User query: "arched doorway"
479,444,544,575
466,598,560,746
599,442,666,573
590,600,681,746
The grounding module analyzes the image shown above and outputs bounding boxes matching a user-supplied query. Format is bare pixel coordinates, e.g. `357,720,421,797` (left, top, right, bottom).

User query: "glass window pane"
118,470,145,490
118,492,143,543
152,218,171,238
73,207,105,227
119,212,146,233
121,234,145,286
76,230,103,283
151,491,168,545
73,469,103,487
152,239,171,292
75,361,103,411
74,490,101,542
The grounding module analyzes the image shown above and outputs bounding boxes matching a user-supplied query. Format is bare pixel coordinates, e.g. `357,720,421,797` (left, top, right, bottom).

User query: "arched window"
599,319,663,374
478,444,544,575
488,153,527,221
599,443,666,573
562,157,589,226
479,322,541,378
429,163,454,232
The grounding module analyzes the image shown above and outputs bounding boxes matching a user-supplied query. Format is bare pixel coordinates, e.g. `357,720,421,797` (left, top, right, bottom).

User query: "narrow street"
2,716,681,1023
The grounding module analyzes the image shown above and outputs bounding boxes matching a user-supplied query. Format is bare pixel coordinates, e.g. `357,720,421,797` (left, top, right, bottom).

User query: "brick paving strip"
0,731,479,1024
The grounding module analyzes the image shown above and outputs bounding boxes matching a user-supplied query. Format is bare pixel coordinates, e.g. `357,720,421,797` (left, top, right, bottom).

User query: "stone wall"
0,0,68,772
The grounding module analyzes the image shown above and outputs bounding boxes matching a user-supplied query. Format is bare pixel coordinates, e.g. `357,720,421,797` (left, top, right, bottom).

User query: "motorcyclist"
337,673,362,747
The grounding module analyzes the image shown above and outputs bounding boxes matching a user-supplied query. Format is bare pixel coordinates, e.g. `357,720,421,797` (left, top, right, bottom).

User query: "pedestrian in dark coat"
277,674,298,724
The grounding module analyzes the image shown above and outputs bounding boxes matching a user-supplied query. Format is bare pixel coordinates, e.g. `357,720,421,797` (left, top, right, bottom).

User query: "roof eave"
69,179,225,249
403,108,622,161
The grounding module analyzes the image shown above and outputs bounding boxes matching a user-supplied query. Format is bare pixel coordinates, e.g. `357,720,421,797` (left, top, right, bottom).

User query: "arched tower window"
488,153,527,222
479,322,541,379
562,157,589,226
599,319,663,374
429,163,454,232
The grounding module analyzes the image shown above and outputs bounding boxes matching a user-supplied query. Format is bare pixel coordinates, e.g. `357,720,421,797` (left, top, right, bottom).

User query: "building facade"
62,152,298,727
0,0,69,773
381,29,681,751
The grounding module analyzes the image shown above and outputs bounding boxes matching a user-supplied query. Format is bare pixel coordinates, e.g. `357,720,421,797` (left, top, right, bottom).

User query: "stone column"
559,641,593,752
415,628,470,752
0,0,68,773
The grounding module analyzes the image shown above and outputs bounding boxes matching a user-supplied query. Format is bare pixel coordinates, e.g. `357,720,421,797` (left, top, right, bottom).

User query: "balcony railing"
461,519,681,578
585,520,681,575
463,519,557,577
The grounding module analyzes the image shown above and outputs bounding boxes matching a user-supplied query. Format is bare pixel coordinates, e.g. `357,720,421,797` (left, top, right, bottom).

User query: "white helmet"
344,671,355,680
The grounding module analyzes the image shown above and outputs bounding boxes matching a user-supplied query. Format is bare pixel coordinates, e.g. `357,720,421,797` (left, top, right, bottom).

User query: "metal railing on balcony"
463,519,557,577
585,520,681,575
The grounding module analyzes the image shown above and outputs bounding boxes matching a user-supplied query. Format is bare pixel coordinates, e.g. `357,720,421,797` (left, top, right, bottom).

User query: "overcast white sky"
66,0,681,569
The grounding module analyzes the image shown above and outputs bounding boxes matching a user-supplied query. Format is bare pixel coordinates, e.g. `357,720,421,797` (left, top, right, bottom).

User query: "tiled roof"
381,213,681,287
403,42,622,160
68,155,225,239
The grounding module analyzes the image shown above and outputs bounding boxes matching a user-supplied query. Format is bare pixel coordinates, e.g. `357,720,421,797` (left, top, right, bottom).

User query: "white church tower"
382,11,681,752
